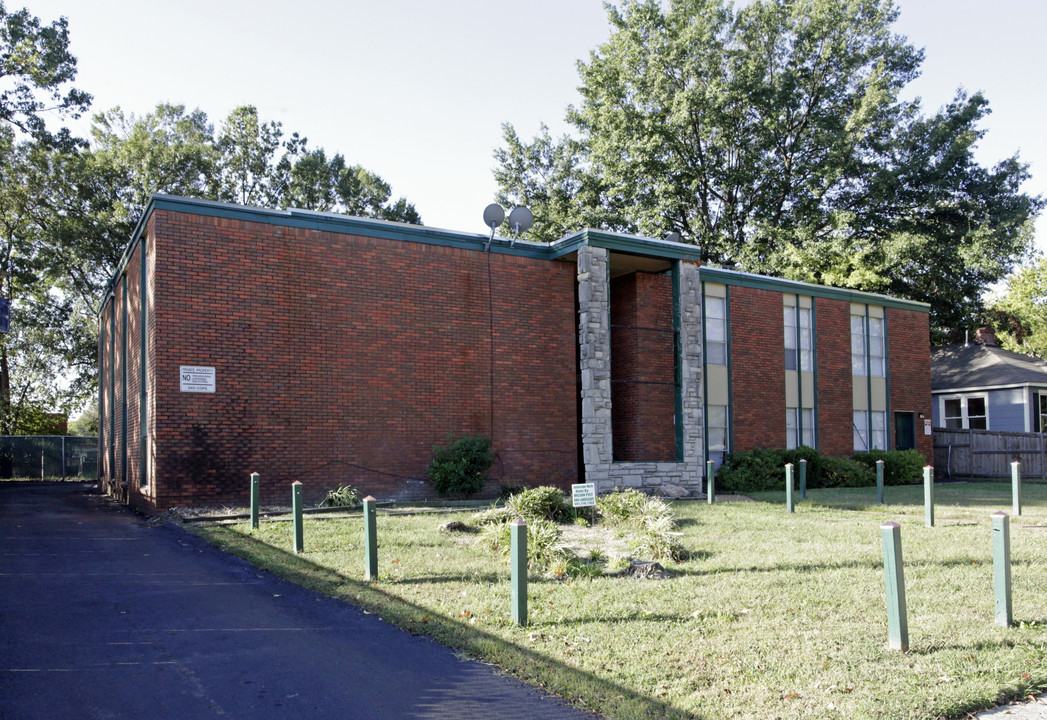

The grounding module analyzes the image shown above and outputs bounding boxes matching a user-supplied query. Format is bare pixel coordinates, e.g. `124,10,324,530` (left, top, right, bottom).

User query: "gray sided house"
932,329,1047,433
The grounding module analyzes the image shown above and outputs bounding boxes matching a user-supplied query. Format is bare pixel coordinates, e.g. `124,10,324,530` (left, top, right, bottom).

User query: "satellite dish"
508,206,534,237
483,203,505,230
665,231,681,244
483,203,505,252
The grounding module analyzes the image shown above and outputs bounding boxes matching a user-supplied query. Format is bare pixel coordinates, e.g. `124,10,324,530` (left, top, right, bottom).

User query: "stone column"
676,261,705,467
577,246,613,485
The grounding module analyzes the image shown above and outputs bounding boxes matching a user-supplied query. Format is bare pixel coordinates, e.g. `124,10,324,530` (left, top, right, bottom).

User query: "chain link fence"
0,436,98,481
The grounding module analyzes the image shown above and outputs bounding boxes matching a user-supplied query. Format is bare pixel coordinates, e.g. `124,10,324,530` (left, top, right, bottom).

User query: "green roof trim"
99,195,926,316
699,266,930,313
549,228,705,263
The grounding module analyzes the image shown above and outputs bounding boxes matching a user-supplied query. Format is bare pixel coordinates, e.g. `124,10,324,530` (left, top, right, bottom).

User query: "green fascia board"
549,228,705,264
99,194,554,313
99,195,923,317
699,266,930,313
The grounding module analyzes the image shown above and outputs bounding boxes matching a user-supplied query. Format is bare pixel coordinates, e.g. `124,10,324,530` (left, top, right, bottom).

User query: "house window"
854,410,868,451
708,404,728,466
784,305,812,372
851,315,866,375
871,410,887,450
1038,394,1047,433
705,296,727,366
868,316,885,377
787,407,814,449
942,395,988,430
854,410,887,451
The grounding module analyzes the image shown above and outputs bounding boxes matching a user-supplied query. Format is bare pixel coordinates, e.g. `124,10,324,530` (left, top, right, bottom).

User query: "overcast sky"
25,0,1047,251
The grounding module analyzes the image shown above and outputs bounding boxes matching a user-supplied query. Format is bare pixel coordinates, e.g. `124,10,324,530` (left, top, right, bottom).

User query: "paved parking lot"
0,483,598,719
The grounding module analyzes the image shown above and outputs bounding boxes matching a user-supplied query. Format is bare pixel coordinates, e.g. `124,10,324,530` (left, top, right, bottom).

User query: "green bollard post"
706,460,715,504
923,466,934,528
992,512,1013,627
880,521,909,651
1011,461,1022,517
250,472,260,530
510,517,528,627
876,460,885,505
798,458,807,500
363,495,378,581
785,463,794,513
292,481,304,554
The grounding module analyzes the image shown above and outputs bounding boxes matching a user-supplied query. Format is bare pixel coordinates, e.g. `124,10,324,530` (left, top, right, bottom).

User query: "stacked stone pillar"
576,245,704,496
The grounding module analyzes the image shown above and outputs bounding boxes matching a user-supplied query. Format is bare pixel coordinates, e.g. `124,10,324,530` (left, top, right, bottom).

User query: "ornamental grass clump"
317,483,362,509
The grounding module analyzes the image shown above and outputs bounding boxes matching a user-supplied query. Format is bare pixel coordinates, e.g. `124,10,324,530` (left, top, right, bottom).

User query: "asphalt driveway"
0,482,598,719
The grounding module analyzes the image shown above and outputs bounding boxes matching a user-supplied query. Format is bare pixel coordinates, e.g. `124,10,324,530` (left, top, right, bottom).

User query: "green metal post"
880,521,909,651
992,512,1013,627
363,495,378,581
250,472,260,530
876,459,885,505
798,458,807,500
1011,461,1022,517
706,460,715,504
923,466,934,528
785,463,794,513
510,518,528,627
292,481,304,554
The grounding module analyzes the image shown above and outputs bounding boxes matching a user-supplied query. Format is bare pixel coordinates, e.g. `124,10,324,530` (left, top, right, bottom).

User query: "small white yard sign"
572,482,597,508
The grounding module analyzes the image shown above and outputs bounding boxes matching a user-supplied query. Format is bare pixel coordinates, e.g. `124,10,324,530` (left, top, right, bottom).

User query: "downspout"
139,236,149,492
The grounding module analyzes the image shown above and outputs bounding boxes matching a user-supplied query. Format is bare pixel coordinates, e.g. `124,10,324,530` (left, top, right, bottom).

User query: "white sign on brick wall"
180,366,216,393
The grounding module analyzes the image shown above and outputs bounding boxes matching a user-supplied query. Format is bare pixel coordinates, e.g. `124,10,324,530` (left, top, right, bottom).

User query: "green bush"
852,449,925,485
426,434,493,497
595,488,650,524
719,447,874,492
505,485,575,523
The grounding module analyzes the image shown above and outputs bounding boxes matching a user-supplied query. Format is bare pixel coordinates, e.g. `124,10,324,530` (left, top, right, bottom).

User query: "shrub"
470,504,514,527
426,434,493,497
718,448,792,493
852,449,925,485
317,484,362,509
595,488,650,524
819,454,875,487
719,447,874,492
505,486,575,523
479,516,573,575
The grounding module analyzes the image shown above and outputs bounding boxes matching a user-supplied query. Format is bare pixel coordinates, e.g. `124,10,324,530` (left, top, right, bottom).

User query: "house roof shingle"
931,343,1047,390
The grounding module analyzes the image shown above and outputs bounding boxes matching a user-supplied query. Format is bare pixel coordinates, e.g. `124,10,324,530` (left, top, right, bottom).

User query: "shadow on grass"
192,524,696,720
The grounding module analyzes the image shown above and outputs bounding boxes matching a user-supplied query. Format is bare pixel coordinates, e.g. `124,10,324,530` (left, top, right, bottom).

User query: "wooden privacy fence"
933,428,1047,479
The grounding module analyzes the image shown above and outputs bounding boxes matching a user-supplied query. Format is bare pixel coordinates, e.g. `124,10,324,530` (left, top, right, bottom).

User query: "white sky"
25,0,1047,251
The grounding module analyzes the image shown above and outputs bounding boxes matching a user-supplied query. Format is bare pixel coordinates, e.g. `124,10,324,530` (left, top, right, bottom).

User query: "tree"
494,0,1042,338
987,255,1047,358
90,104,216,232
0,2,91,142
214,105,285,206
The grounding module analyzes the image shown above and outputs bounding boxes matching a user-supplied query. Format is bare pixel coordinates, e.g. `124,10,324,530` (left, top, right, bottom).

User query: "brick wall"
729,286,786,450
610,272,675,461
140,210,579,509
815,298,854,456
888,307,934,463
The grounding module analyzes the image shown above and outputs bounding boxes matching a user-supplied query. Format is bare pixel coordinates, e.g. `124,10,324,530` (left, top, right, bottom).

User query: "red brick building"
98,196,932,511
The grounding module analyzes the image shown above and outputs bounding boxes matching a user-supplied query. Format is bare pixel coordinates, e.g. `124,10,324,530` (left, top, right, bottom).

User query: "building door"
894,412,916,451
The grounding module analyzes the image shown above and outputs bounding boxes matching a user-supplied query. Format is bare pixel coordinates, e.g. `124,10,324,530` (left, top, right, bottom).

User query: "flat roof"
99,194,929,314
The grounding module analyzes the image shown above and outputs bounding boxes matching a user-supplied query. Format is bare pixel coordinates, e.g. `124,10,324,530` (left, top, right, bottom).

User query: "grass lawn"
190,480,1047,720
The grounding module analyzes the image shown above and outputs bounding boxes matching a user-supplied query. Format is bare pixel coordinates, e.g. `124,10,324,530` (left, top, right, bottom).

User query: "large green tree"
0,1,90,142
987,255,1047,358
495,0,1042,338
